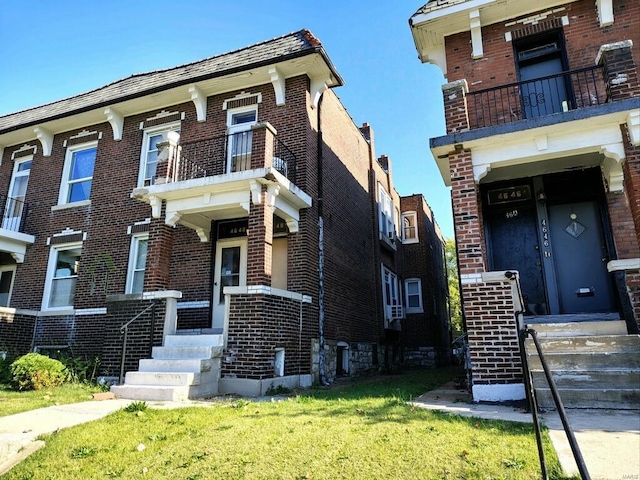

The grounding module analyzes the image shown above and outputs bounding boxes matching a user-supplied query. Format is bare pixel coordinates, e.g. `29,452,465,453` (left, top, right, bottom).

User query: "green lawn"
0,383,106,417
3,368,572,479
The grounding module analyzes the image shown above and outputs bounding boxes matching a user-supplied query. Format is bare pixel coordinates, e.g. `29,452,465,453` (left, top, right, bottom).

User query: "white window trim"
378,184,395,244
125,233,149,294
42,242,82,311
4,156,32,229
404,278,424,314
401,211,419,244
0,265,17,308
58,141,97,206
226,105,258,174
381,265,403,322
138,122,181,187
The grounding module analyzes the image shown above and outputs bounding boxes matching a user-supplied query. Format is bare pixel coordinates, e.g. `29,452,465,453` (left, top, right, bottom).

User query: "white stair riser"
531,370,640,390
529,321,627,337
526,335,639,354
535,388,640,409
138,358,219,373
111,385,190,402
124,372,200,386
164,334,224,347
152,346,223,360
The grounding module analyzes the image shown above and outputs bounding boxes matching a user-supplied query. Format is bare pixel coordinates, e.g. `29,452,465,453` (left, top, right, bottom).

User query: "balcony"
132,122,312,242
468,65,607,129
0,195,35,263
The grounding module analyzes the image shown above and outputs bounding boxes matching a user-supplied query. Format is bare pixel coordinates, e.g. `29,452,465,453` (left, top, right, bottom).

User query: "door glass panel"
219,246,241,303
4,159,31,231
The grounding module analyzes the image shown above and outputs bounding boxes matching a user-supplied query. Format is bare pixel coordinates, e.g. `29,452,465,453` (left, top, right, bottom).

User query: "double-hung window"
404,278,424,314
227,107,257,173
378,184,395,242
43,244,82,309
139,125,180,187
401,211,418,243
126,234,148,294
59,143,97,205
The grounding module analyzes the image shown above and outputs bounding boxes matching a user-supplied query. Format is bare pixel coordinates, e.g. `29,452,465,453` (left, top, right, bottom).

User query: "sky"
0,1,452,238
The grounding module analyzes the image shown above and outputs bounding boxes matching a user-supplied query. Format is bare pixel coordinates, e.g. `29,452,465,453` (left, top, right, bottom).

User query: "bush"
10,353,69,391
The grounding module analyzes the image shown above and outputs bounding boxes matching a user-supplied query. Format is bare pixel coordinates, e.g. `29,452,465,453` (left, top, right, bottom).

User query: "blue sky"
0,1,452,237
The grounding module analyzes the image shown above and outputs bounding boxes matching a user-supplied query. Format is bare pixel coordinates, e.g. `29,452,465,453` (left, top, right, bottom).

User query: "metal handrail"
118,300,158,385
1,194,29,232
505,271,591,480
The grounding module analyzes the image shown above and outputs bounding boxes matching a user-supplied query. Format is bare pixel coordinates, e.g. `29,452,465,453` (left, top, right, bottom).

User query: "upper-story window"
3,157,31,231
227,107,257,173
42,243,82,310
404,278,424,314
382,265,402,324
378,184,395,242
139,124,180,187
401,211,418,243
59,143,97,205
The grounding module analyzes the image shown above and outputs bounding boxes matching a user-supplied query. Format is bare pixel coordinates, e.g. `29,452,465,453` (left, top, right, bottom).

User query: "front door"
548,201,614,313
212,239,247,330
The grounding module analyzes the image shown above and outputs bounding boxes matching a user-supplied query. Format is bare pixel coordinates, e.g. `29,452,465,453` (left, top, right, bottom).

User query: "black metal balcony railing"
468,65,606,129
158,133,297,185
1,195,28,232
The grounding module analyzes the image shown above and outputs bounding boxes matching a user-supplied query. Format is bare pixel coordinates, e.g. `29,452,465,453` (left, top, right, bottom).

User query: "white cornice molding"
269,67,286,106
607,258,640,272
627,110,640,146
104,107,124,140
249,179,262,205
596,0,614,27
188,85,207,122
33,126,53,156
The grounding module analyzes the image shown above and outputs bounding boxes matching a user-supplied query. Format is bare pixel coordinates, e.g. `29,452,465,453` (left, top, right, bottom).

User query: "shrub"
10,353,69,391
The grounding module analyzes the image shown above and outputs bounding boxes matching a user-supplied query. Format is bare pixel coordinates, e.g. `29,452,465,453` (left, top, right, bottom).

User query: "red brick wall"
463,279,522,386
0,311,35,355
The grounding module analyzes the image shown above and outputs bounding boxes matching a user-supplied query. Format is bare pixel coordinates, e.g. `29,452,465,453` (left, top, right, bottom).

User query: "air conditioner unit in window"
390,305,404,320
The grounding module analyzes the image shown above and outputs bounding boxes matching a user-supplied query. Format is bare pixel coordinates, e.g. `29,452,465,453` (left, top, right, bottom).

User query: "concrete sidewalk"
410,382,640,480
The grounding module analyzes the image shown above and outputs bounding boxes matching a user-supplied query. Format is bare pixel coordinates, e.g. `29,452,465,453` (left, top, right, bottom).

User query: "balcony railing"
156,132,297,186
468,65,607,129
1,195,28,232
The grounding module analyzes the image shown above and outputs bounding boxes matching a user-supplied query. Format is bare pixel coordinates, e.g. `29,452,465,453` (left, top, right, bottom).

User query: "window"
3,157,31,231
227,107,257,173
382,265,402,324
59,143,97,204
43,244,82,309
378,184,395,242
126,234,148,294
401,211,418,243
405,278,423,314
0,266,16,307
139,125,180,187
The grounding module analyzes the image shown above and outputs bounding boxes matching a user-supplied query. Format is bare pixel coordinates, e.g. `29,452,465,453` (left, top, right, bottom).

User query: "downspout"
317,93,329,386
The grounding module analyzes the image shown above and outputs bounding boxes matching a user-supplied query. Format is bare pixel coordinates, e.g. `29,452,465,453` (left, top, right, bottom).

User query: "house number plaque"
487,185,532,205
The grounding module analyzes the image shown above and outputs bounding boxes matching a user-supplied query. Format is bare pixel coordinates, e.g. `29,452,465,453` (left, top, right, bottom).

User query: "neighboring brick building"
0,30,449,399
410,0,639,402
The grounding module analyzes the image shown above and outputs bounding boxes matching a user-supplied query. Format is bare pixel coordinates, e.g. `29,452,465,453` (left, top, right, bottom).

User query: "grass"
3,368,573,479
0,383,107,417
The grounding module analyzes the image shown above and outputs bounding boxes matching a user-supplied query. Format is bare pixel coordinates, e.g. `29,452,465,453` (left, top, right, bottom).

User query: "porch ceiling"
131,167,312,242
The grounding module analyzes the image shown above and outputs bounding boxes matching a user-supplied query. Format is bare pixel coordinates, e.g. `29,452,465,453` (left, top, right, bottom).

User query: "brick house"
410,0,640,403
0,30,449,399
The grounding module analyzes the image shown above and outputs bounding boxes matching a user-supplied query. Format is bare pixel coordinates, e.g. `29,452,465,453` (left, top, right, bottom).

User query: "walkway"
411,381,640,479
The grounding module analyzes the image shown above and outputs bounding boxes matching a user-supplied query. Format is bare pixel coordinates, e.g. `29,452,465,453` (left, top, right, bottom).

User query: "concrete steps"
525,319,640,410
111,333,223,401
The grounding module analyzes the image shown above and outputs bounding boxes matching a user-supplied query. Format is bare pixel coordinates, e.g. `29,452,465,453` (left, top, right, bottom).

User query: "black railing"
118,300,158,385
468,65,606,129
505,271,591,480
273,136,297,180
159,133,297,184
0,195,28,232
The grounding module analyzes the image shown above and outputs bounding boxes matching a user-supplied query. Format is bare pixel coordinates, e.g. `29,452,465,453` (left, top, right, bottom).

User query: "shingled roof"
411,0,469,16
0,29,341,135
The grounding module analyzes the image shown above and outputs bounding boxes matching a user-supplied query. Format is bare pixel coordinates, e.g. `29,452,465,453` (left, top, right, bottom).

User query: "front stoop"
111,334,223,401
527,320,640,410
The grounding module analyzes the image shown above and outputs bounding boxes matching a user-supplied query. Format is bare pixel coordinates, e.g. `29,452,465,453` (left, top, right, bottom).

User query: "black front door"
548,201,615,313
486,202,547,315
